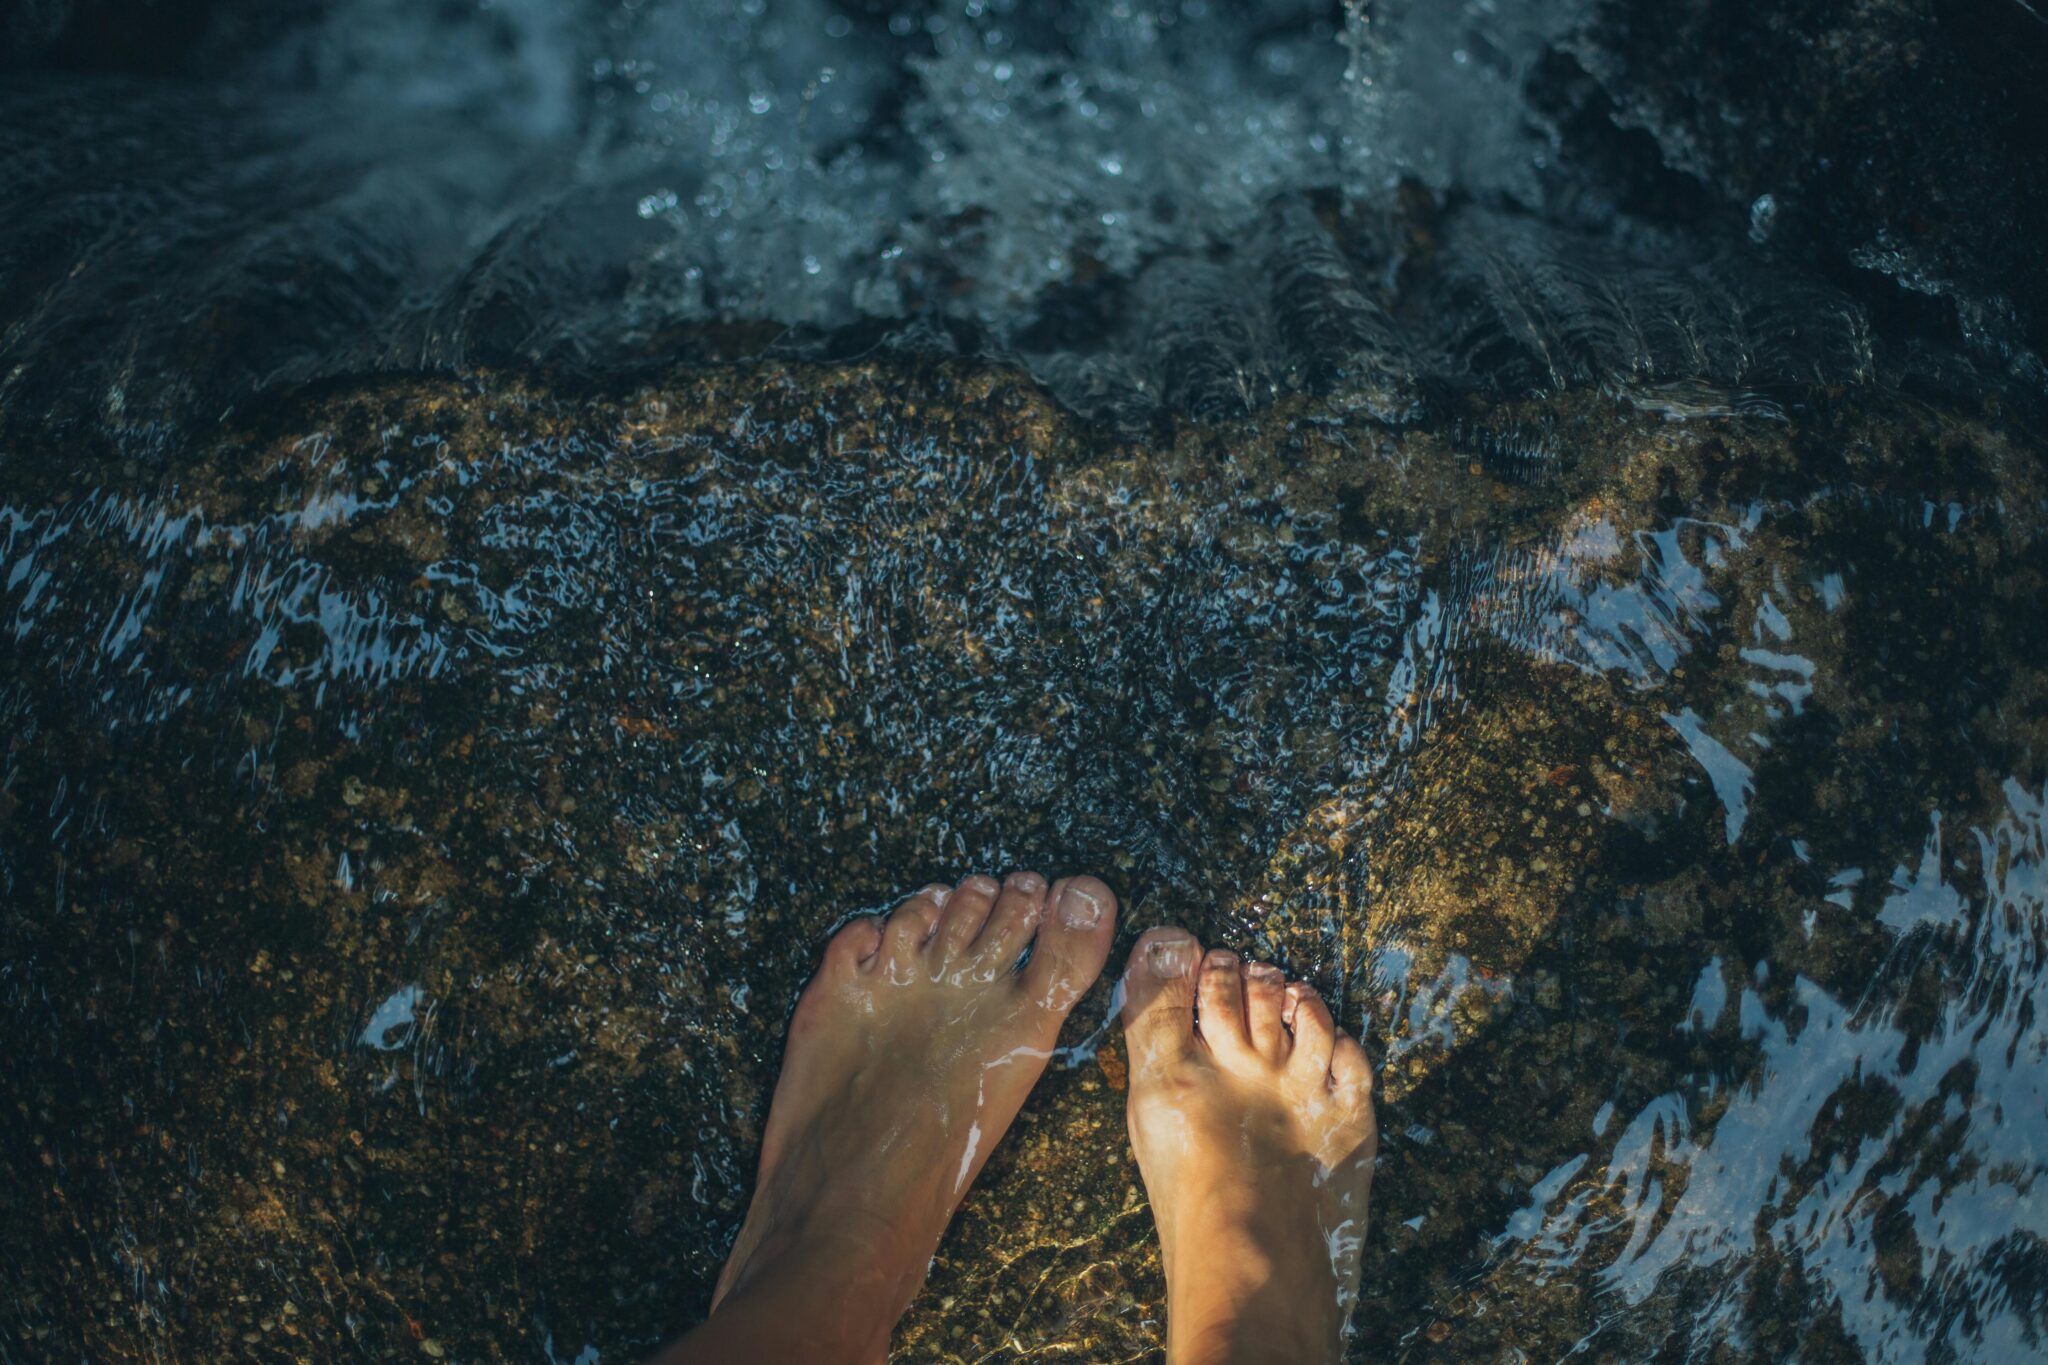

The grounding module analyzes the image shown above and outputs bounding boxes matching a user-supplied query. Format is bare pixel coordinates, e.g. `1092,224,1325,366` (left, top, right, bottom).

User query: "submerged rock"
1,355,2041,1360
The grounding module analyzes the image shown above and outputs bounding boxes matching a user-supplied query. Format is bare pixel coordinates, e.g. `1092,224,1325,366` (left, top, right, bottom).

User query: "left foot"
655,872,1119,1364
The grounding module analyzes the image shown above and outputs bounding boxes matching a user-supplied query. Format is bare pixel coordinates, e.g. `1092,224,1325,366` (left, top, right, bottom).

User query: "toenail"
1247,962,1284,981
1057,882,1105,930
917,883,951,906
1207,950,1239,968
1006,870,1045,894
1146,936,1197,976
961,874,1000,896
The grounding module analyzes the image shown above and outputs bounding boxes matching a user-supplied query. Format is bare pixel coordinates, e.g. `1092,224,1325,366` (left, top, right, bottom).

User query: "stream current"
3,2,2046,1361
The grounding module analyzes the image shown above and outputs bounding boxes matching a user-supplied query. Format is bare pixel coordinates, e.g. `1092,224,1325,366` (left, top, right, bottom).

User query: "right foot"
658,872,1119,1364
1120,929,1377,1365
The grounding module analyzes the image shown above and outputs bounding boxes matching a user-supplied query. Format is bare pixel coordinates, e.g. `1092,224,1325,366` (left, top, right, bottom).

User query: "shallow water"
4,2,2047,1362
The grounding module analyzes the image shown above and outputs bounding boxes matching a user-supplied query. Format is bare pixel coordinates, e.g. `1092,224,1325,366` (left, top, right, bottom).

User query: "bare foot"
1120,929,1377,1365
651,873,1118,1364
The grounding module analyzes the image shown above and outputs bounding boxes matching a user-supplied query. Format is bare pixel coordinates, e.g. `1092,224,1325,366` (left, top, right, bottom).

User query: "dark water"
3,2,2047,1362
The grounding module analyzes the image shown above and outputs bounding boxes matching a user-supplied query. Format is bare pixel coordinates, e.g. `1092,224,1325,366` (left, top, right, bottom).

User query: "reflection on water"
1589,789,2047,1361
3,1,2046,1362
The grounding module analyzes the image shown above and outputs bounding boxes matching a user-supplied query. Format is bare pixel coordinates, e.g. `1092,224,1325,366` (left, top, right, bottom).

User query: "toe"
1197,949,1254,1061
1331,1035,1373,1102
969,870,1049,976
1120,927,1201,1073
880,884,948,974
824,915,884,971
1244,961,1288,1058
1285,980,1337,1079
934,874,1000,964
1018,875,1118,1014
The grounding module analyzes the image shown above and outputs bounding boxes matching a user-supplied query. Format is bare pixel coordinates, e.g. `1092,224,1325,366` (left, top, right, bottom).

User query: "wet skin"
651,879,1375,1365
1121,929,1377,1365
651,872,1119,1364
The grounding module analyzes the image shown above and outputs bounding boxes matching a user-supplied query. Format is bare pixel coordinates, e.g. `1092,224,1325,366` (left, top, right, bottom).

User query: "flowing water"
3,2,2046,1362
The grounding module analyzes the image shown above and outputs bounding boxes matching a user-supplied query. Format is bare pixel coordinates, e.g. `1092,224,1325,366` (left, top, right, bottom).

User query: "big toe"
1330,1035,1375,1111
823,914,884,972
1119,926,1201,1073
1018,875,1118,1015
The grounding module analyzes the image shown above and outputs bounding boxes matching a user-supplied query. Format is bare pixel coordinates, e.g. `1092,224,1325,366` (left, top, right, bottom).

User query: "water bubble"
635,189,679,220
1749,194,1779,244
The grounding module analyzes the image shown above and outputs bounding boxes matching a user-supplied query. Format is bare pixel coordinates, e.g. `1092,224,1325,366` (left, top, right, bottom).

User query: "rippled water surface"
3,2,2046,1362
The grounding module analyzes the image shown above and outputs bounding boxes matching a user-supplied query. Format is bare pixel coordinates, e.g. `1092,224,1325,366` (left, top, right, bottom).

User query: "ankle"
1169,1308,1334,1365
725,1216,922,1310
707,1234,906,1359
1161,1232,1344,1365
